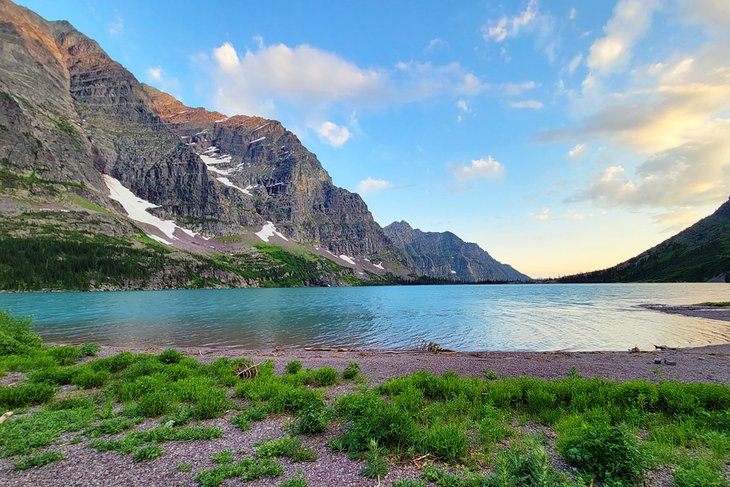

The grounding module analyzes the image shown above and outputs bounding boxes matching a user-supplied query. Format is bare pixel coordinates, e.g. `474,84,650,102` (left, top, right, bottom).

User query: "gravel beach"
1,343,728,486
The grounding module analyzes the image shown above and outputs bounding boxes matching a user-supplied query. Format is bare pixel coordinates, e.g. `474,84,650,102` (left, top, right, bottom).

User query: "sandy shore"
640,303,730,322
98,342,730,385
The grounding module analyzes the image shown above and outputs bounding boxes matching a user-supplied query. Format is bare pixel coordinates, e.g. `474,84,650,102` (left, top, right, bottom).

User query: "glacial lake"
0,283,728,351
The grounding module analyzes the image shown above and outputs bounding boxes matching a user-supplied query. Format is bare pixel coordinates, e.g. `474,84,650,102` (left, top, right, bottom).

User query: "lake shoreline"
92,342,730,385
640,303,730,322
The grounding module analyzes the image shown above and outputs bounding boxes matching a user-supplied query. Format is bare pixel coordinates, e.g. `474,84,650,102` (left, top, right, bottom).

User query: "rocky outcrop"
144,85,406,262
384,221,530,282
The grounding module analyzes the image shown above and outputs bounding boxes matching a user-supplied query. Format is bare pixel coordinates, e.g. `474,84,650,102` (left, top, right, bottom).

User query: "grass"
700,301,730,306
12,451,64,471
1,310,729,485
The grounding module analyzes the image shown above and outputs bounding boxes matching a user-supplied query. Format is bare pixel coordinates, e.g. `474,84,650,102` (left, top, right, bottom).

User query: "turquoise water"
0,283,728,351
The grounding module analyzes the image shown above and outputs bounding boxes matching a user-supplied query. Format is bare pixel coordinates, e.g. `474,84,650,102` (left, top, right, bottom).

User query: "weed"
557,421,642,484
391,481,426,487
0,311,42,356
231,404,268,431
256,436,318,462
79,343,100,357
133,444,163,462
12,451,64,471
277,475,308,487
86,416,141,437
0,382,56,409
0,407,95,457
285,360,302,374
362,439,387,479
292,401,328,435
311,367,338,387
195,457,283,487
419,422,468,462
482,368,499,380
177,463,193,472
343,362,360,380
211,450,235,464
159,349,184,364
72,368,110,389
673,457,726,487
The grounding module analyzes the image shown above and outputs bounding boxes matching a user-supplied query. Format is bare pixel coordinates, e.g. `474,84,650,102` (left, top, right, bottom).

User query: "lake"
0,283,728,351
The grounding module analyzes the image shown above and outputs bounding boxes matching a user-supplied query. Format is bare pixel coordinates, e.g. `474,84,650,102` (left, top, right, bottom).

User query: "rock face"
559,198,730,283
143,85,405,262
384,221,530,282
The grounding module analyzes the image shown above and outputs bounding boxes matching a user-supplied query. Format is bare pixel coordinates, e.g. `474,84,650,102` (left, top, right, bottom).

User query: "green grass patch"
195,456,284,487
255,436,318,462
12,451,64,471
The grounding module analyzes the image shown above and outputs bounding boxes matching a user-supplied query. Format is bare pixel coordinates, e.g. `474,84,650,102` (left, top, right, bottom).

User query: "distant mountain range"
384,221,529,282
559,199,729,283
0,0,527,290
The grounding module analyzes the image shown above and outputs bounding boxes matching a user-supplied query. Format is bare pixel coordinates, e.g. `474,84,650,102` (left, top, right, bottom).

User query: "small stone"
654,357,662,364
663,359,677,366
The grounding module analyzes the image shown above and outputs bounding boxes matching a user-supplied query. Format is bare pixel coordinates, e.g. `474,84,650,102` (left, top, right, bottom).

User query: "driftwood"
0,411,13,424
234,359,261,380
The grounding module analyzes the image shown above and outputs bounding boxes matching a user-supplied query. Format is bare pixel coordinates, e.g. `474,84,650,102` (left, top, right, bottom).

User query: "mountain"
384,221,530,282
559,198,730,283
0,0,527,290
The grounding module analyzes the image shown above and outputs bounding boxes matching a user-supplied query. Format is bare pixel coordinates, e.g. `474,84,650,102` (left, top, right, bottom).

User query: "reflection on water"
0,283,728,351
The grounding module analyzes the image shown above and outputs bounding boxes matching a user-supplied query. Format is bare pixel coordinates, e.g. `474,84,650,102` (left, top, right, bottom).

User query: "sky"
17,0,730,278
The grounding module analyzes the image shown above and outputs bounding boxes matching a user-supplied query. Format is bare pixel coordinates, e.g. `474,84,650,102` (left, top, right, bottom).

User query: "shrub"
558,423,642,483
158,349,184,364
293,401,328,435
312,367,338,387
72,368,110,389
78,343,100,357
47,346,82,366
419,423,468,462
343,362,360,380
137,391,171,417
0,382,56,408
28,367,76,386
285,360,302,374
0,311,42,356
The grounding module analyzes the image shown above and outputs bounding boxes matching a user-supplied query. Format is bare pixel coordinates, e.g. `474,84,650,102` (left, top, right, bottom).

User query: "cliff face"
143,85,405,261
384,221,530,282
559,199,730,283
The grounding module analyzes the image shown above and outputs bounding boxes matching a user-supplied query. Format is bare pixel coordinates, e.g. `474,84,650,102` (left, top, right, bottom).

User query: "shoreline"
640,303,730,322
94,342,730,385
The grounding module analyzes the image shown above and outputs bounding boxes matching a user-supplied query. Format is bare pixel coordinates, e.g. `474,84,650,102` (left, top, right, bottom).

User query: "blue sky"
18,0,730,277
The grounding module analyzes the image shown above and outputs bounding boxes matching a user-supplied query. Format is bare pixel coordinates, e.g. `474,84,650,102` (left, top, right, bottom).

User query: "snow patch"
250,137,266,144
215,118,228,123
103,175,198,241
149,234,172,245
252,123,270,132
374,262,384,270
255,221,288,242
217,177,252,195
339,255,356,265
450,270,457,274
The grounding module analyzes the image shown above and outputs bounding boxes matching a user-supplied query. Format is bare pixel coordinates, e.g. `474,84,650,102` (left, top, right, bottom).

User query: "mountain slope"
0,0,394,289
384,221,530,282
559,199,730,283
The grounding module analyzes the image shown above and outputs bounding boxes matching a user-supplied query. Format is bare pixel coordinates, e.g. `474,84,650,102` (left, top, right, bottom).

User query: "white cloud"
568,143,587,159
509,99,543,110
356,177,391,194
147,67,162,81
449,156,505,182
534,208,550,221
676,0,730,34
483,0,538,42
457,99,469,112
108,15,123,36
586,0,660,76
573,122,730,208
315,121,351,147
204,42,486,119
569,8,577,20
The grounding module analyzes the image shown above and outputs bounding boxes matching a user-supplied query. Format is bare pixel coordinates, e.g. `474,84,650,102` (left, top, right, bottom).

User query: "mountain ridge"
558,199,730,283
384,220,530,282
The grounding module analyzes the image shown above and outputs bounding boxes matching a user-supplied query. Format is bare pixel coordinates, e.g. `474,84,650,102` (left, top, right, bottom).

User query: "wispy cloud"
483,0,538,42
509,99,543,110
108,15,124,36
145,66,183,101
533,207,550,221
568,143,587,159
